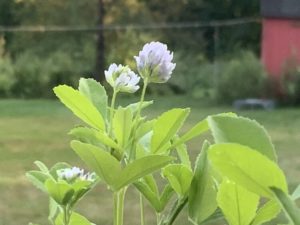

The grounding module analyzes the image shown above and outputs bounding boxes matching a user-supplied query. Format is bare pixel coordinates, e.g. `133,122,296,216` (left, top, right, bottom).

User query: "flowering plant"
27,41,300,225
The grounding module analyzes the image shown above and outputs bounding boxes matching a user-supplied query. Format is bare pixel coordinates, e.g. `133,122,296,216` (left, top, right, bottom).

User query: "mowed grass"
0,97,300,225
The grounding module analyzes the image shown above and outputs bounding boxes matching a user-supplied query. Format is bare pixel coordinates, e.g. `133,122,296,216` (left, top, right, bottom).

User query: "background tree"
95,0,105,82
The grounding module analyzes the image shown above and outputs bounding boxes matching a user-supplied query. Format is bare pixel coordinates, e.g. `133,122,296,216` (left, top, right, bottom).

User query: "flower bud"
57,167,96,182
105,63,140,93
134,42,176,83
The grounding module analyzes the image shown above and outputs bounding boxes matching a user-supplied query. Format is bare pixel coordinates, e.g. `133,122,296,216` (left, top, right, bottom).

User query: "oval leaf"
45,179,74,205
188,141,218,224
113,107,133,148
53,85,105,131
55,212,93,225
208,115,277,161
78,78,108,121
250,200,281,225
71,141,121,187
208,143,287,198
70,127,121,152
151,108,190,153
174,118,209,148
217,180,259,225
114,155,174,190
162,164,193,197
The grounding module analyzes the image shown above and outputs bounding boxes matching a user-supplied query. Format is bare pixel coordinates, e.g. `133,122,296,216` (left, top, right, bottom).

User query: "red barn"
261,0,300,80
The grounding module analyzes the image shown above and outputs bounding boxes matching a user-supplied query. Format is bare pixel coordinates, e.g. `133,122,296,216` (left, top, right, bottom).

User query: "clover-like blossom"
134,41,176,83
57,167,96,182
105,63,140,93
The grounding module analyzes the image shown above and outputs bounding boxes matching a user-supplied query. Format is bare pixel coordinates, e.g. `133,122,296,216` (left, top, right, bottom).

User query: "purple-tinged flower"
105,63,140,93
134,42,176,83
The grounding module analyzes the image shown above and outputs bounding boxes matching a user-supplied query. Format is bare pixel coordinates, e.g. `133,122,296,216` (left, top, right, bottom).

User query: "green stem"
156,212,161,225
113,192,118,225
140,193,145,225
129,78,149,161
161,197,188,225
63,206,70,225
113,188,127,225
109,89,118,135
136,78,148,121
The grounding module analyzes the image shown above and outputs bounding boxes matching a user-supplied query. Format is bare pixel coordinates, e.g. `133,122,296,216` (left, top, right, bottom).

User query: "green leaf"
34,161,49,173
250,200,281,225
137,131,153,157
291,184,300,200
189,141,218,224
71,141,121,187
196,208,224,225
114,155,173,190
136,119,156,140
159,184,175,211
45,179,74,205
48,197,59,224
270,187,300,225
173,136,191,168
113,107,133,148
69,127,105,148
151,108,190,153
208,115,277,161
134,181,162,212
143,175,159,195
55,212,93,225
70,127,121,152
26,171,50,192
208,143,288,198
217,180,259,225
174,118,208,147
53,85,105,131
162,164,193,196
78,78,108,121
134,181,174,213
125,101,153,114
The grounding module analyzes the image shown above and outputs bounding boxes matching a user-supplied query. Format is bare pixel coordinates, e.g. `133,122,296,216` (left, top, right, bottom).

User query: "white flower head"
57,167,96,182
134,41,176,83
104,63,140,93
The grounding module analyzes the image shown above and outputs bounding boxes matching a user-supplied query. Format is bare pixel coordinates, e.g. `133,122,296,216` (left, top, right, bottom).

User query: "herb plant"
27,42,300,225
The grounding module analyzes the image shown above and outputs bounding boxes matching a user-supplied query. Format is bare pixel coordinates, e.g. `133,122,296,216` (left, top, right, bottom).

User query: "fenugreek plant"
27,42,300,225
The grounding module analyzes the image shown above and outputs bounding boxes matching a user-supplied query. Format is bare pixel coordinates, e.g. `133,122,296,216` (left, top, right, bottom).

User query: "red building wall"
261,18,300,78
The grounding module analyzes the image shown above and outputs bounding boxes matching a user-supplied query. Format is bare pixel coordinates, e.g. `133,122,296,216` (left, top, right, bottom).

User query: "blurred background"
0,0,300,225
0,0,264,101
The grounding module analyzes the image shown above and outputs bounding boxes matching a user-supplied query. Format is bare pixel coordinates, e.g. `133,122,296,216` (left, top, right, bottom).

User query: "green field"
1,98,300,225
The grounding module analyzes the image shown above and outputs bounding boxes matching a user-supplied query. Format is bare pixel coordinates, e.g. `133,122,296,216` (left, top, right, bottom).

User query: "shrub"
0,56,15,97
282,66,300,105
12,51,51,98
0,38,15,97
12,50,86,98
215,51,267,103
169,52,215,98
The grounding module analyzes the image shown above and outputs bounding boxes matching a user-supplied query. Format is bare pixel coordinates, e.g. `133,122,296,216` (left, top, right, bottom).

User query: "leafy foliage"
217,180,259,225
26,45,300,225
216,51,267,103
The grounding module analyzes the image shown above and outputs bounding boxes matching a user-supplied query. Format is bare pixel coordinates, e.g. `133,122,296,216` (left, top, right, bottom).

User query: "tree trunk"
94,0,105,82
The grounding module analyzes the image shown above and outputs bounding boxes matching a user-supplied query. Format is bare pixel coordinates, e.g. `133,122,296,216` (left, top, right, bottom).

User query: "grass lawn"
0,97,300,225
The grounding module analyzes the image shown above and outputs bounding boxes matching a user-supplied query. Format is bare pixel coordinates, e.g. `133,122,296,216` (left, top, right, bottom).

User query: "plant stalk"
128,78,149,161
135,77,148,121
109,89,118,135
113,187,127,225
140,193,145,225
161,197,188,225
63,206,70,225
